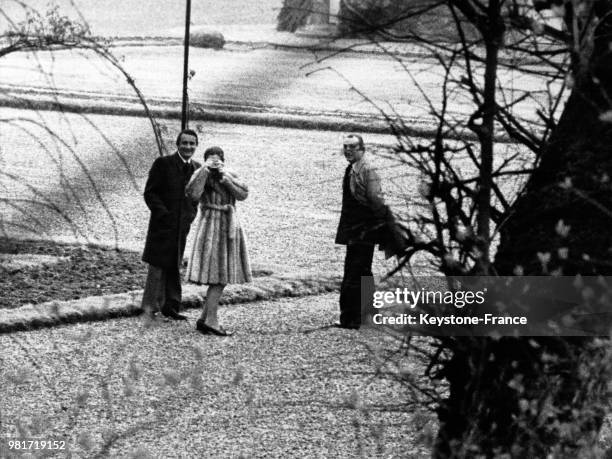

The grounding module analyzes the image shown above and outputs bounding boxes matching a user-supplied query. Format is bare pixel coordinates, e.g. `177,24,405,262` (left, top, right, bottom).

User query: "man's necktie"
343,164,352,191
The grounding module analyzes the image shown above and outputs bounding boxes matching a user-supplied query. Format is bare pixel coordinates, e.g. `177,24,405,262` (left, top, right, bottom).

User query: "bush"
337,0,478,42
190,31,225,49
338,0,405,35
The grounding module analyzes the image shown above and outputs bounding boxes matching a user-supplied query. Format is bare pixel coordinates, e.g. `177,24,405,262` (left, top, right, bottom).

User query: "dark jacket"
335,163,407,258
336,164,388,245
142,153,200,268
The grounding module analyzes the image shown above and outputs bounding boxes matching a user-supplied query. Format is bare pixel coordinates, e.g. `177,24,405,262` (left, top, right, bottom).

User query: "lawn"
1,0,283,37
0,109,409,309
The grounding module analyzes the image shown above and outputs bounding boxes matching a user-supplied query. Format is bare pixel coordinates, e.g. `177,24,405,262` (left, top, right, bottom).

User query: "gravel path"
0,293,436,458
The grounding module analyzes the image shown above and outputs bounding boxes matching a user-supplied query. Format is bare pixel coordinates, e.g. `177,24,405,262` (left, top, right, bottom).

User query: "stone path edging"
0,272,341,334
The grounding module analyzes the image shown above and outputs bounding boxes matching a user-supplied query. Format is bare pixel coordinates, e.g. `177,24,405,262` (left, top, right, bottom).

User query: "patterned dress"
185,167,252,285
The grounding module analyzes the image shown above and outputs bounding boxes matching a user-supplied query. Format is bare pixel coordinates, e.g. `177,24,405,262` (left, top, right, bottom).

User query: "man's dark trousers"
339,242,375,328
141,262,182,315
142,153,199,315
335,163,383,328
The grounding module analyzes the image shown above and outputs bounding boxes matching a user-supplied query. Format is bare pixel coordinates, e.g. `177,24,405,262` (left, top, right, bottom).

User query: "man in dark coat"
334,134,390,330
141,129,201,320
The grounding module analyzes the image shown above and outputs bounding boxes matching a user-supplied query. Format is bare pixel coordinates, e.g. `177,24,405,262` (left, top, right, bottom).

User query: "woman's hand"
219,175,231,185
217,164,230,184
204,157,219,170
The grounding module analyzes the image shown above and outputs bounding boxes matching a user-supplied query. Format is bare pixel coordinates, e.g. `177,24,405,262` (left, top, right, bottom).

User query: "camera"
209,165,222,180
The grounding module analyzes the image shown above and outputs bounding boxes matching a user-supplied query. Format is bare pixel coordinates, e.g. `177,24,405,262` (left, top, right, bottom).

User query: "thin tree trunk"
475,0,502,274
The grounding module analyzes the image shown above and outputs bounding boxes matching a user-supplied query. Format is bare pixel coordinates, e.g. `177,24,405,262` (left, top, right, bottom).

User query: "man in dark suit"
334,134,390,330
141,129,201,320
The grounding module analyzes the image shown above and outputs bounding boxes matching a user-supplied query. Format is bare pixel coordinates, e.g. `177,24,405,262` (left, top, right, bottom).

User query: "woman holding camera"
185,146,251,336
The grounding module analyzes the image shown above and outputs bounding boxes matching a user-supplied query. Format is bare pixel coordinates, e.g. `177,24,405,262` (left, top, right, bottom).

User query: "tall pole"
181,0,192,130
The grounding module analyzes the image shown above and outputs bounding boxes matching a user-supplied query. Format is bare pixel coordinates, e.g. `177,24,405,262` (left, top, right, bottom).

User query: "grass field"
0,108,410,288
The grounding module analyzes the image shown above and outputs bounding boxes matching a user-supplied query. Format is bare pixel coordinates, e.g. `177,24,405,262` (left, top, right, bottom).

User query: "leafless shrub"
0,2,166,247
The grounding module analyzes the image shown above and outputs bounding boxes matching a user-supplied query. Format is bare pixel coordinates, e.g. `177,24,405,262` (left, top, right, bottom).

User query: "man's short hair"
176,128,199,146
343,134,364,150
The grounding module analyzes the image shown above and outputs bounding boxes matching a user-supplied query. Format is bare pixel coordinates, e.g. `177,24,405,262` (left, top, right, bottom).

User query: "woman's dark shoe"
196,319,232,336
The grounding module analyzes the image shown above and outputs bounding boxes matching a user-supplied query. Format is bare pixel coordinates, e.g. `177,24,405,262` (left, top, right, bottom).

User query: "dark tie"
343,164,352,191
183,162,190,176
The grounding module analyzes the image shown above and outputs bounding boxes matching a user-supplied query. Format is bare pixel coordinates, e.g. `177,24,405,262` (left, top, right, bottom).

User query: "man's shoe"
141,310,158,327
138,307,157,319
160,306,188,321
333,320,360,330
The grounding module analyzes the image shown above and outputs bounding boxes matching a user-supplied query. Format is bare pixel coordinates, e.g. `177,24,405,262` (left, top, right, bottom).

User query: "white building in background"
329,0,341,23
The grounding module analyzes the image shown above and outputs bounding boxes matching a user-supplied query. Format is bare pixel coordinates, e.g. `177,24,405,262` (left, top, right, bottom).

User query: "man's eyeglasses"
343,144,362,151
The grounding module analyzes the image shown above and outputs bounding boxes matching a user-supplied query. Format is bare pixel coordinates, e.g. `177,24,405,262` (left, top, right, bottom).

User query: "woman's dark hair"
204,146,225,162
176,128,199,146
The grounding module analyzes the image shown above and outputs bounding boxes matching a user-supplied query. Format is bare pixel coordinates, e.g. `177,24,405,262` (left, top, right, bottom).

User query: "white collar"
177,152,191,164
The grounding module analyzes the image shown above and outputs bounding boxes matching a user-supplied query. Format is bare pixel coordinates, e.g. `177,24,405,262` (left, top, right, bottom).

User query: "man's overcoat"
142,153,200,269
